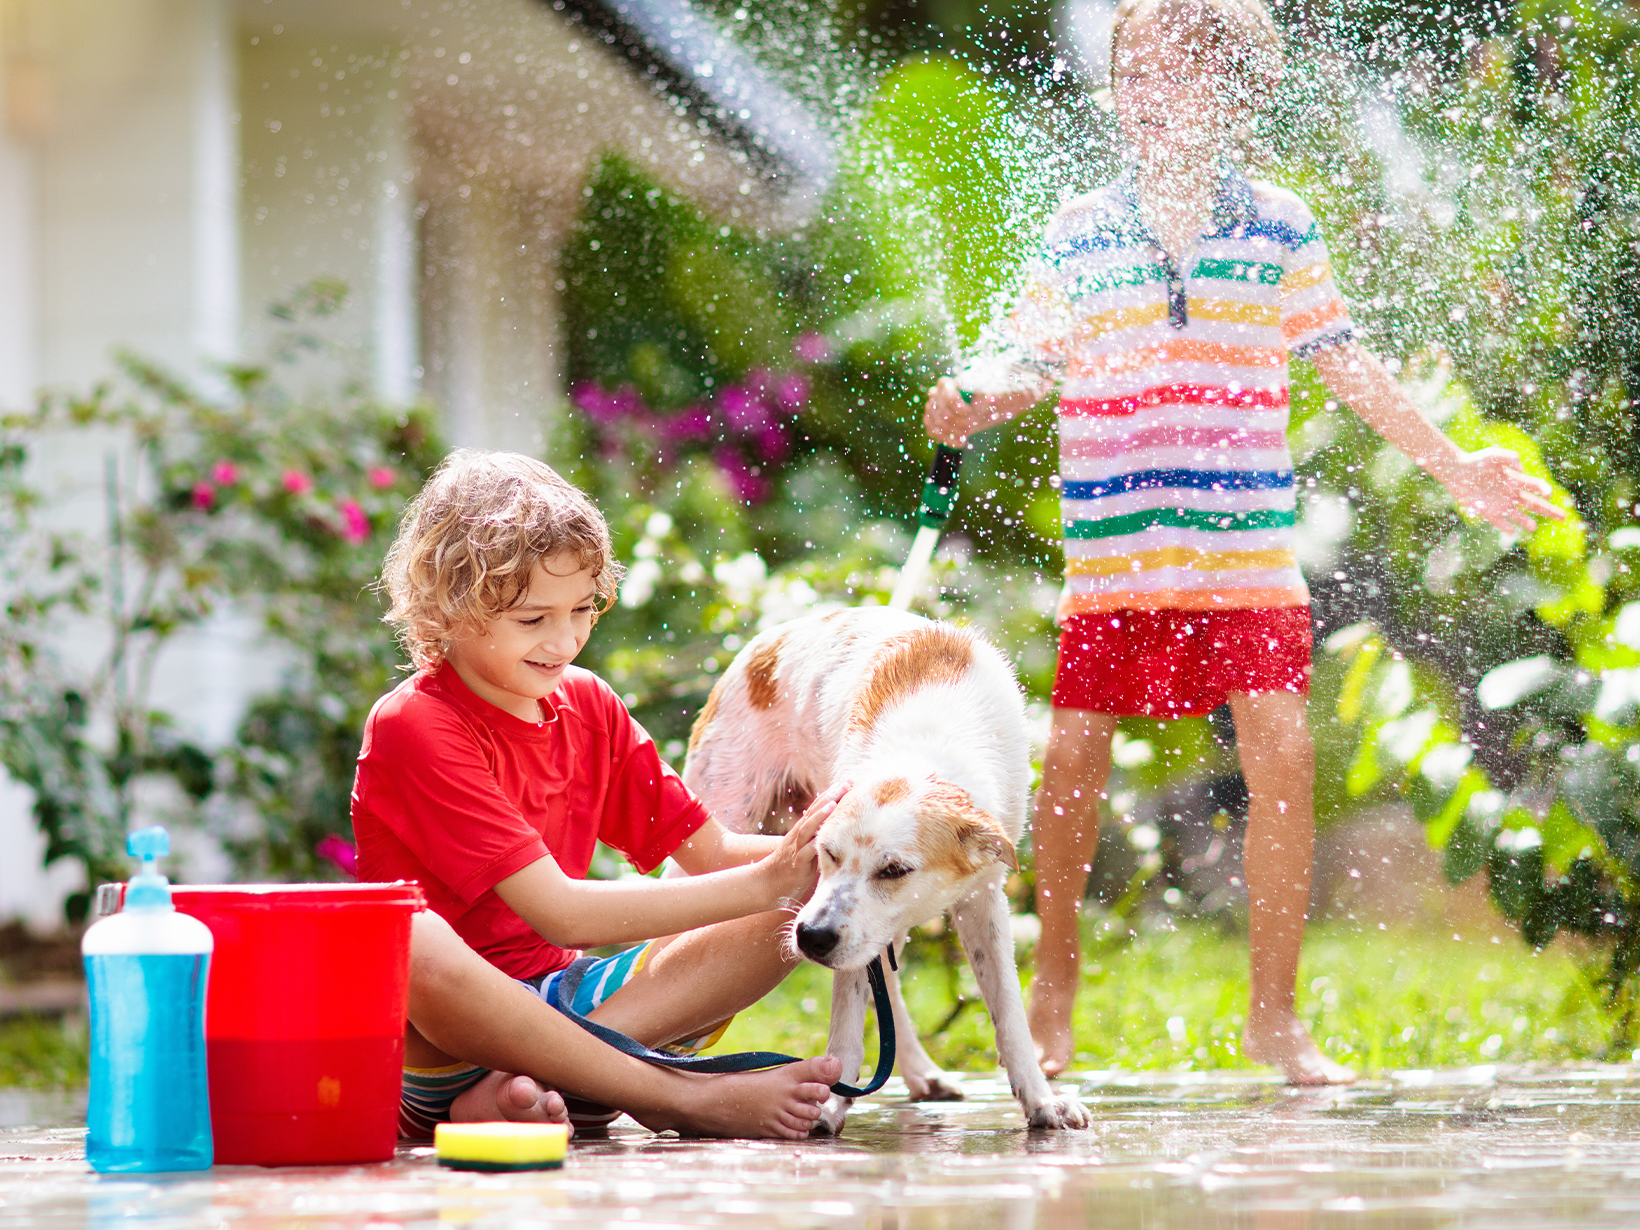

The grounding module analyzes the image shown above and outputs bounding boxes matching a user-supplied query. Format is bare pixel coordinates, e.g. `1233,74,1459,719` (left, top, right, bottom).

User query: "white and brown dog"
683,605,1089,1134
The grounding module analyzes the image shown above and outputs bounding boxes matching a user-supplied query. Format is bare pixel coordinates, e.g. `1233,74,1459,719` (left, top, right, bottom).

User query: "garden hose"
888,390,970,611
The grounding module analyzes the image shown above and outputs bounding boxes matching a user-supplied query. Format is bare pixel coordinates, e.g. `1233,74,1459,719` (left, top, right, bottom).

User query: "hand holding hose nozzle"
889,388,972,611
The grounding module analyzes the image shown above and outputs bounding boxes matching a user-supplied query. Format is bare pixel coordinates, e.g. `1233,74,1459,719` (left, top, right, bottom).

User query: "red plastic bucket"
168,882,425,1166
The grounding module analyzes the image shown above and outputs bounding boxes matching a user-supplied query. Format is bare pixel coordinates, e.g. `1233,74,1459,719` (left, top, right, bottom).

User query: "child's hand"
763,781,850,905
1437,448,1565,535
924,378,989,447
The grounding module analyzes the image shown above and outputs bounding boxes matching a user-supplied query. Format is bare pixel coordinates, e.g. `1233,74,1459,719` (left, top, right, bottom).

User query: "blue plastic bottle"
82,827,214,1173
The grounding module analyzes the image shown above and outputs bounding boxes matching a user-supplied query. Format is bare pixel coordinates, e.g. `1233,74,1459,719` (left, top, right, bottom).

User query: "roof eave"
545,0,837,204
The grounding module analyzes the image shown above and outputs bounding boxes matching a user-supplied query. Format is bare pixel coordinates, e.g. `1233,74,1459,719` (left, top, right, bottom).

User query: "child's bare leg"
1228,689,1354,1086
407,911,840,1138
586,909,798,1047
1026,707,1118,1075
404,965,576,1128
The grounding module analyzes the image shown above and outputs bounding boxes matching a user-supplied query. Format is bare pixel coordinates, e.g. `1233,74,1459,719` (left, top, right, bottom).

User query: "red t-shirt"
350,661,711,979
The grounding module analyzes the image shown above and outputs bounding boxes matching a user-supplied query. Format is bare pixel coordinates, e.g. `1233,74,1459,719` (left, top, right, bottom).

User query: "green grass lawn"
0,1014,87,1089
709,917,1626,1076
0,918,1622,1090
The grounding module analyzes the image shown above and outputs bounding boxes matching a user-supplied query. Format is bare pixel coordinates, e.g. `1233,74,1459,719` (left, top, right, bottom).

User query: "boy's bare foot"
1244,1012,1355,1086
452,1069,574,1130
635,1055,842,1140
1027,980,1076,1076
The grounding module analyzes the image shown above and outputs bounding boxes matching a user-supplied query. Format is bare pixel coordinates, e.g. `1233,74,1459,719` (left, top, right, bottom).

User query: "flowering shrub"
571,362,813,506
0,284,443,897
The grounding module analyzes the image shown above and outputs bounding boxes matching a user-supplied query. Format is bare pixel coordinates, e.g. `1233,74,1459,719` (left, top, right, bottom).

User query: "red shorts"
1051,608,1312,718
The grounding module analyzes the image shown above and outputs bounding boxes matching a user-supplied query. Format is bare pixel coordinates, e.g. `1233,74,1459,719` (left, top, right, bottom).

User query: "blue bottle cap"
125,826,173,911
127,827,170,861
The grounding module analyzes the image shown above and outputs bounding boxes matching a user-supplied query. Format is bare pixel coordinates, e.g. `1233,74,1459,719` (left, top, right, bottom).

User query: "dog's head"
790,775,1017,970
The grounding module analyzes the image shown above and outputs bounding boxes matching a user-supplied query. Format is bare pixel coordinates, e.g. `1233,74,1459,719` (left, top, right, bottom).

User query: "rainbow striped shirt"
989,166,1354,621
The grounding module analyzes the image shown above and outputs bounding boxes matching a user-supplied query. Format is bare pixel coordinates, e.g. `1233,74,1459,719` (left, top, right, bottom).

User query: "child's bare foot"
1244,1012,1355,1085
1027,979,1076,1076
452,1070,574,1131
635,1055,842,1140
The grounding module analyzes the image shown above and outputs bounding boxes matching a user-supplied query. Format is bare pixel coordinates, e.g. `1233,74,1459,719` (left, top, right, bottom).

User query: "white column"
0,14,40,407
238,26,421,400
0,117,35,409
191,0,239,368
36,0,223,383
374,123,419,404
418,175,567,455
419,186,487,448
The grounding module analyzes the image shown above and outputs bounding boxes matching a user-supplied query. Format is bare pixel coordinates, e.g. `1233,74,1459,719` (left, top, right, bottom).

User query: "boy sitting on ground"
352,449,842,1140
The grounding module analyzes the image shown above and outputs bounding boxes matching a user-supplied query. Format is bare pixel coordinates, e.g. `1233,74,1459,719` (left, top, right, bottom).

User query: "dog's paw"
1025,1093,1091,1130
904,1070,965,1102
810,1093,852,1137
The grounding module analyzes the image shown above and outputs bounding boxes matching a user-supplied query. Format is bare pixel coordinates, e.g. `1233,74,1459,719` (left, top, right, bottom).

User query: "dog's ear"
960,814,1019,872
923,781,1019,873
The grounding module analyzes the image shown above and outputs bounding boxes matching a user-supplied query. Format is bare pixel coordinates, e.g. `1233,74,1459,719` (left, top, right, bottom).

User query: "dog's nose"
795,922,840,961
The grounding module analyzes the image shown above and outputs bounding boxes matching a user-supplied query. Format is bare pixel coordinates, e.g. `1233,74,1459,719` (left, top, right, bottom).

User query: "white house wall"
237,0,800,451
239,30,421,399
1,0,811,925
35,0,240,386
2,0,250,926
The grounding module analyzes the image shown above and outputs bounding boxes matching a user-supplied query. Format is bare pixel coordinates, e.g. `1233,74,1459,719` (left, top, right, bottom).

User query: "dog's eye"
874,862,913,881
820,847,840,865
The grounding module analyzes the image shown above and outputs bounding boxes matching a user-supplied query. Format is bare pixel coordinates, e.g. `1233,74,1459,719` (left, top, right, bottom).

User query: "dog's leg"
951,887,1090,1130
886,934,963,1102
812,966,871,1136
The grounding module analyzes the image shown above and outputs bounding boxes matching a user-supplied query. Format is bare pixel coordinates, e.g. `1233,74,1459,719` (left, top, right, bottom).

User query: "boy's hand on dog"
763,781,850,906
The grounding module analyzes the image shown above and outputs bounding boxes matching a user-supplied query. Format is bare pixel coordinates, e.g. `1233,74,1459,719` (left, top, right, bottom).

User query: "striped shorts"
398,939,732,1139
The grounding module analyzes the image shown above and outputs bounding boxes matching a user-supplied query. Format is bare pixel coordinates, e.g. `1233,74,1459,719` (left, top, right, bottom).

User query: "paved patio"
2,1067,1638,1228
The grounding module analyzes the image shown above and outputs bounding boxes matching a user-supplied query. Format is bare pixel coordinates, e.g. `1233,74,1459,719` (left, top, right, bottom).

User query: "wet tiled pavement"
3,1067,1639,1228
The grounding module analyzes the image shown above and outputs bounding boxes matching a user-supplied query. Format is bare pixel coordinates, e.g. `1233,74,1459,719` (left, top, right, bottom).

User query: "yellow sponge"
435,1122,569,1171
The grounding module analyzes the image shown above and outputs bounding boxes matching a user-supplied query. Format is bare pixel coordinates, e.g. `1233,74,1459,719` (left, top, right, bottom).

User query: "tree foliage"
1290,2,1640,1041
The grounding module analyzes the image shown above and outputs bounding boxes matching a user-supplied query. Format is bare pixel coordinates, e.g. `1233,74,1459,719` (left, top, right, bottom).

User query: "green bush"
1276,2,1640,1043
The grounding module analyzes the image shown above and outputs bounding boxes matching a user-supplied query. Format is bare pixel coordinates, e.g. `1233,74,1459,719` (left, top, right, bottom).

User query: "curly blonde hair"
381,450,624,670
1110,0,1284,118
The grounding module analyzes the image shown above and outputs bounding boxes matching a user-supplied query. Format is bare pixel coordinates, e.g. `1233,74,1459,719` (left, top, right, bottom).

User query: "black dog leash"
546,948,898,1098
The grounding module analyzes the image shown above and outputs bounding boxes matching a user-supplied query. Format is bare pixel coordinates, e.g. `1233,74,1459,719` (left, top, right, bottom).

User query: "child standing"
925,0,1558,1082
353,450,841,1138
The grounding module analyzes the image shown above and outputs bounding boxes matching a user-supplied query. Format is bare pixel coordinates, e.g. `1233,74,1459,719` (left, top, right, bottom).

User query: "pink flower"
754,424,792,464
718,385,772,433
572,382,643,425
367,466,396,489
663,405,714,443
210,461,239,485
282,469,313,495
714,447,771,504
316,834,357,878
775,372,810,411
793,332,833,364
191,481,216,511
339,499,370,544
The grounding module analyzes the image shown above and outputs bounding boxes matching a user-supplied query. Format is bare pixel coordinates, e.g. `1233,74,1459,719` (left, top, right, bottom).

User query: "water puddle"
0,1068,1636,1228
